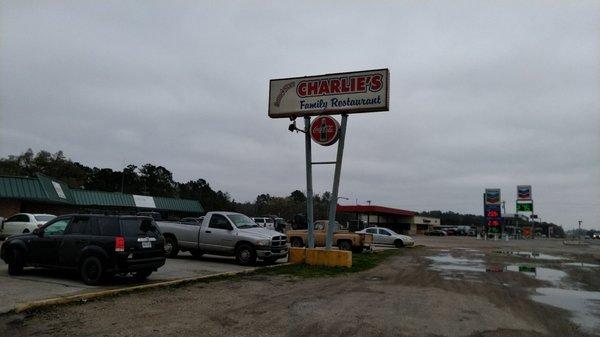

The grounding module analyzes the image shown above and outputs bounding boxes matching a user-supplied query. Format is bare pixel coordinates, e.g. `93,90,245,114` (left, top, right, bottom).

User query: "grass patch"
257,248,405,279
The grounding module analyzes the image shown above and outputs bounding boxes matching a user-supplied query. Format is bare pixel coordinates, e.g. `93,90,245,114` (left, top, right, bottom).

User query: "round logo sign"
310,116,340,146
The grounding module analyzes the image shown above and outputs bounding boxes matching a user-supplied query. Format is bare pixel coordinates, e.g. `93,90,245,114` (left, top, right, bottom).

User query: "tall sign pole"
304,116,315,248
516,185,533,239
269,69,390,251
484,188,502,238
326,114,348,249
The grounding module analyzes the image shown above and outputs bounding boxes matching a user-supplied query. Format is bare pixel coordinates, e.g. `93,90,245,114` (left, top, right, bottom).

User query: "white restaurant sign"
268,69,389,118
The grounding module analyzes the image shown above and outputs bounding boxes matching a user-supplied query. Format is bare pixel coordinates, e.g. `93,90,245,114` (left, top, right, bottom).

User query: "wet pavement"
424,244,600,335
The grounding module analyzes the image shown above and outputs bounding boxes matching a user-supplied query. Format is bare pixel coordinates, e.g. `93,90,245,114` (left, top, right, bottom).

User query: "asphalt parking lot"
0,246,284,314
3,236,600,337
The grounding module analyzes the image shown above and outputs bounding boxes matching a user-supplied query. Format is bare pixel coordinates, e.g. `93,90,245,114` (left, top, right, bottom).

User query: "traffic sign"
310,116,340,146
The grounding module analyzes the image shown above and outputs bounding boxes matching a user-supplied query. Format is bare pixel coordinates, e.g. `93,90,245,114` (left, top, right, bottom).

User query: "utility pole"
501,200,506,238
578,220,582,245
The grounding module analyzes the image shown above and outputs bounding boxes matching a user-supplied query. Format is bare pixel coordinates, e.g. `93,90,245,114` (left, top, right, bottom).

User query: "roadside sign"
484,188,501,205
484,205,501,218
484,204,502,233
310,116,340,146
268,69,389,118
517,185,532,200
516,202,533,212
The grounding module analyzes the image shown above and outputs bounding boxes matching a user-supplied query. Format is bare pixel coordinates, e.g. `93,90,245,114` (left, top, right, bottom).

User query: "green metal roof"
0,174,203,214
154,196,203,213
71,189,136,207
0,175,47,201
36,173,74,203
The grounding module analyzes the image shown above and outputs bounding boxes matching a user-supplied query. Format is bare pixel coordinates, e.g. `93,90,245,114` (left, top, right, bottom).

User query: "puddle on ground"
505,265,567,285
494,250,567,260
564,262,600,268
427,254,486,273
531,287,600,334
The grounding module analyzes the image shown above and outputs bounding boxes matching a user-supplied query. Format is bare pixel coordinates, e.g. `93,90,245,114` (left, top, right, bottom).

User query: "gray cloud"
1,0,599,228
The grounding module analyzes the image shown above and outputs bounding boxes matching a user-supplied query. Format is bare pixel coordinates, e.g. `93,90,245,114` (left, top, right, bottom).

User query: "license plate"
142,241,152,248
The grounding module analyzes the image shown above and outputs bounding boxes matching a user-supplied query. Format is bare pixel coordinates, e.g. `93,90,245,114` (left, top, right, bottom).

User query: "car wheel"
7,248,24,275
190,250,203,259
133,269,152,282
235,244,257,266
290,238,304,248
394,239,404,248
80,256,104,285
163,235,180,258
338,240,352,251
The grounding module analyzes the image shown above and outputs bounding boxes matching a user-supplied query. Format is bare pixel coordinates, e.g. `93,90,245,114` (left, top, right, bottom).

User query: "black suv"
0,214,166,285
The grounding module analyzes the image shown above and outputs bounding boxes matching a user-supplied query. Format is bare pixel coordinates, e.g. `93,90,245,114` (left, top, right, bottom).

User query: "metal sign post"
304,116,315,248
269,68,390,252
325,115,348,249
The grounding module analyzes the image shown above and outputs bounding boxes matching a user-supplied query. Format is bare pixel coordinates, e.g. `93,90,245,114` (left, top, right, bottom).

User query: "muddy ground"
2,237,599,337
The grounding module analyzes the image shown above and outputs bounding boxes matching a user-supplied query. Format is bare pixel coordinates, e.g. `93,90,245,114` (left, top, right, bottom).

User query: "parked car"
444,228,457,236
456,226,472,236
286,221,372,253
274,217,287,233
356,227,414,248
157,211,287,265
0,213,56,239
252,217,275,230
0,214,165,285
425,229,447,236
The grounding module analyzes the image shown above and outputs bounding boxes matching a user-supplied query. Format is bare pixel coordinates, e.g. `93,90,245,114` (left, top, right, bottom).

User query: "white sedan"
0,213,56,238
357,227,414,248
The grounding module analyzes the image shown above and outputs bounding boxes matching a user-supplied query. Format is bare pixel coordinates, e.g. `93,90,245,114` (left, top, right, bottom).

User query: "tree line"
0,150,568,233
0,149,336,218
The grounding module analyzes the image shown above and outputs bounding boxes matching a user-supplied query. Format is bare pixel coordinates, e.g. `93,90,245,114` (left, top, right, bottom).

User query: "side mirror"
33,228,42,236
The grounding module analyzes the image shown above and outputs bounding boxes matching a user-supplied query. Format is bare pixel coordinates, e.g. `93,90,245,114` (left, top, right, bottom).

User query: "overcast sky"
1,1,598,229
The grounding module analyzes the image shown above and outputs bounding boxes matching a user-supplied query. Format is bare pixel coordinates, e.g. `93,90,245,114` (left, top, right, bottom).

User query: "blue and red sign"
485,188,501,205
484,188,502,233
517,185,532,200
485,204,502,233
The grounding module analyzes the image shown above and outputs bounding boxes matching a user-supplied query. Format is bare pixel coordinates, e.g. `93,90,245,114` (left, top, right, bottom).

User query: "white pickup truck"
156,211,287,265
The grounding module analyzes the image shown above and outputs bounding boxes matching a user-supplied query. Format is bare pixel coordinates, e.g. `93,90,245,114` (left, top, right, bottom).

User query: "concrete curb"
11,262,290,314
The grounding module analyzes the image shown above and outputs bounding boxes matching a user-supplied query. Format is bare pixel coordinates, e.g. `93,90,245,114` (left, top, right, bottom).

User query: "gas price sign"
484,204,502,234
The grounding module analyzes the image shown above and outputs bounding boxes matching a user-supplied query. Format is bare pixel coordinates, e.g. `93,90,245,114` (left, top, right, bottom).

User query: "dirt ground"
2,237,599,337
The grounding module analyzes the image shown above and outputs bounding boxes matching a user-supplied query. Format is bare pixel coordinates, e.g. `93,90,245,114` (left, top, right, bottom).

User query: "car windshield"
34,215,56,222
227,214,258,228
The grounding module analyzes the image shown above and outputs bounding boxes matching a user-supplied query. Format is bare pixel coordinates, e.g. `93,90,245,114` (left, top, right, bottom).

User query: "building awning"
336,204,415,216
